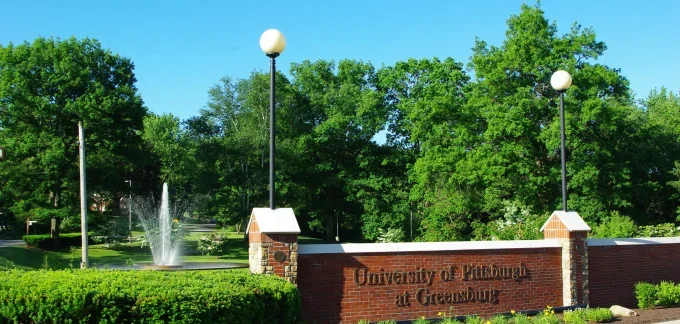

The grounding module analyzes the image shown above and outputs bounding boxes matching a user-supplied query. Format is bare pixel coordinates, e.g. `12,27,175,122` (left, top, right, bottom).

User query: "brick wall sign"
248,210,680,324
297,241,563,323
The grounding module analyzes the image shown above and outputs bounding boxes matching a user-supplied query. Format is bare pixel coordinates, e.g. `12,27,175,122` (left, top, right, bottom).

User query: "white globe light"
551,70,572,91
260,29,286,55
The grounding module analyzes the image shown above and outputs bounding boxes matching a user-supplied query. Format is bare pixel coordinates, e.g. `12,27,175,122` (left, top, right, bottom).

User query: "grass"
0,228,327,270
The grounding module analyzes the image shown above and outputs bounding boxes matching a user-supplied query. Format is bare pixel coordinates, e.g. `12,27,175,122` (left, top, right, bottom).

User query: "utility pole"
78,121,88,269
125,180,132,243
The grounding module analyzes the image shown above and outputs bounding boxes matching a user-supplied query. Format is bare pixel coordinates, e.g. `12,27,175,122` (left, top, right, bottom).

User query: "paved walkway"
183,224,218,232
655,321,680,324
0,240,24,248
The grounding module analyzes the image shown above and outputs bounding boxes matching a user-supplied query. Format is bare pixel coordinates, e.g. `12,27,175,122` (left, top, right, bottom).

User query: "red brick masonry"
588,239,680,308
298,246,562,324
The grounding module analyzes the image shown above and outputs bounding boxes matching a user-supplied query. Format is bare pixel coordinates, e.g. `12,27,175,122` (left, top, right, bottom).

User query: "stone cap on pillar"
541,211,591,239
246,208,301,235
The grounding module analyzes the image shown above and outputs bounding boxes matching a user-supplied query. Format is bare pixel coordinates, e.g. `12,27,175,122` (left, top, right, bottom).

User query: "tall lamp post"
124,180,132,241
551,70,573,212
259,29,286,210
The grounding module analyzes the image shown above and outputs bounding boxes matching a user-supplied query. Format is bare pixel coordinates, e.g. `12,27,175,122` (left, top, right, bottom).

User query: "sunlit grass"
1,226,325,270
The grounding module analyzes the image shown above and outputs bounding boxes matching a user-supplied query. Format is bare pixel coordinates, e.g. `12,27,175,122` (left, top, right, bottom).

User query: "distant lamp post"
0,146,4,160
335,217,340,242
551,70,573,211
259,29,286,210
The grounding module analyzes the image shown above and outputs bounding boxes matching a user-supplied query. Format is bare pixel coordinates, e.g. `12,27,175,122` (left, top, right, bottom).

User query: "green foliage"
635,282,659,309
656,281,680,306
490,315,508,324
563,309,586,324
584,308,613,323
439,318,462,324
0,269,300,323
90,213,131,247
471,201,547,241
197,233,228,255
591,212,637,238
377,320,397,324
533,306,559,324
22,233,91,250
636,223,679,237
463,315,484,324
412,317,430,324
376,228,406,243
0,37,148,219
5,4,680,244
511,312,531,324
142,114,196,191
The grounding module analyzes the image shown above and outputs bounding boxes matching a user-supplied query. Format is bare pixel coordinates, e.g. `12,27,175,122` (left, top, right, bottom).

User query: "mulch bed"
612,307,680,324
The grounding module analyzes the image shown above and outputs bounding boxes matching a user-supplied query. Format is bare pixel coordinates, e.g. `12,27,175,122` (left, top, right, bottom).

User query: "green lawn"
0,230,327,270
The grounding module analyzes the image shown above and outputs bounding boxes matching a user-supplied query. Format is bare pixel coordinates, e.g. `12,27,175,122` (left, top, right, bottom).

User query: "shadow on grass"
0,246,72,270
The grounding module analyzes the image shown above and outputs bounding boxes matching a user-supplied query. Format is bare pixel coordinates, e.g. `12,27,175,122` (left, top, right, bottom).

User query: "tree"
377,57,470,241
286,59,388,241
0,37,147,232
141,113,195,192
645,88,680,221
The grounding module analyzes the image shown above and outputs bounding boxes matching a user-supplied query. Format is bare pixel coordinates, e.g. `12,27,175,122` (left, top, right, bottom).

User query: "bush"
584,308,613,323
563,308,612,324
197,233,228,255
23,233,93,250
563,309,587,324
656,281,680,306
592,212,637,238
90,215,131,247
376,228,405,243
635,282,659,309
471,201,547,241
636,223,679,237
0,269,300,323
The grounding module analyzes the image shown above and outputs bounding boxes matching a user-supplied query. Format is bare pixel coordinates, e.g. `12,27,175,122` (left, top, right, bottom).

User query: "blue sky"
1,0,678,121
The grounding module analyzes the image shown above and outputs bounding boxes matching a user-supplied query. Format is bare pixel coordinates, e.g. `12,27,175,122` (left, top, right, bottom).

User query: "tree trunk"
326,213,335,242
50,190,61,248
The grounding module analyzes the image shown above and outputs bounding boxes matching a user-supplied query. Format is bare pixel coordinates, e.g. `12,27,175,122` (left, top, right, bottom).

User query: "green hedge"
635,281,680,309
22,233,93,250
0,269,301,323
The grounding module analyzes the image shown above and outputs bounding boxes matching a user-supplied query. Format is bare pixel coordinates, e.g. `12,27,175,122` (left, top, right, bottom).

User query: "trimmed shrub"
0,269,300,323
591,212,637,238
657,281,680,306
23,233,92,250
635,282,659,309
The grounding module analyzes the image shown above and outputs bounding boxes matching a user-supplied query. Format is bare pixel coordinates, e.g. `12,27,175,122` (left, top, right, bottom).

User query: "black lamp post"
260,29,286,210
551,70,573,212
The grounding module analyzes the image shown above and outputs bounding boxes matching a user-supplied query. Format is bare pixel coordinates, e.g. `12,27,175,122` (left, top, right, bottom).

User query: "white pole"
79,121,88,269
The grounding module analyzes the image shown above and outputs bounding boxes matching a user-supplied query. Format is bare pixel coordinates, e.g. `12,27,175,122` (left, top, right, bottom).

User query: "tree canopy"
1,5,679,241
0,37,148,225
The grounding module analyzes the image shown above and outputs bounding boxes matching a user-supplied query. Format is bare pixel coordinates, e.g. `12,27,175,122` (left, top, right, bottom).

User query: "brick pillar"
246,208,301,284
541,211,591,306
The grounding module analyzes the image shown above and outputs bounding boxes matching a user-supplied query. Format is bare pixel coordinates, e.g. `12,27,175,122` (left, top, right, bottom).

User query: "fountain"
120,183,247,271
134,183,183,269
